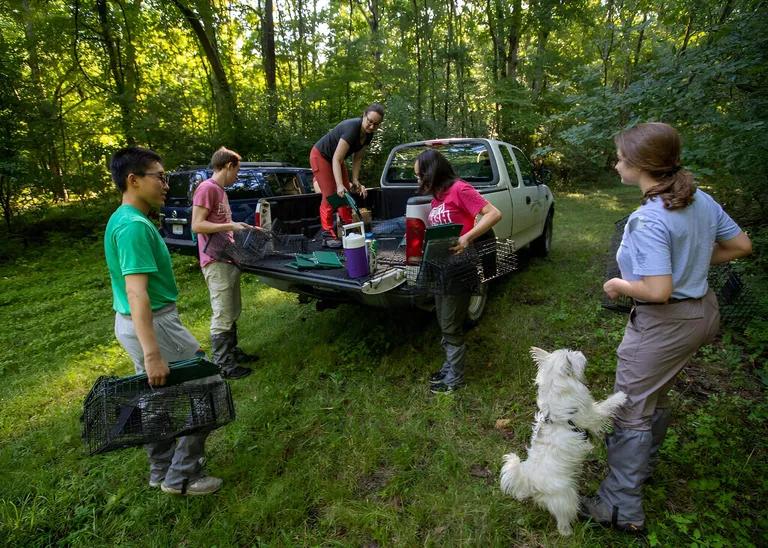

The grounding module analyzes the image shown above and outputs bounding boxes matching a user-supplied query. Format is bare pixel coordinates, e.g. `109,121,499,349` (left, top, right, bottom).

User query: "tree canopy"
1,0,766,228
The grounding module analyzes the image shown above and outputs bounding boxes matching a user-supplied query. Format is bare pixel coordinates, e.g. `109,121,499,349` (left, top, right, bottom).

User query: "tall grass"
1,186,765,546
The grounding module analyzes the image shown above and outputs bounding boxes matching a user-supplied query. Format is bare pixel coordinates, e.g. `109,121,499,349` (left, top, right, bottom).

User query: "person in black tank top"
309,103,384,241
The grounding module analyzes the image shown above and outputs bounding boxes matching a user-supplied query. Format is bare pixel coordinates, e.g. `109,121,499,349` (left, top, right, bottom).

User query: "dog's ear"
530,347,550,367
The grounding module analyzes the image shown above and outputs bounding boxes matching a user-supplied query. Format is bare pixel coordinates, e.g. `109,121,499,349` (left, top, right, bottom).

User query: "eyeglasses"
137,171,169,185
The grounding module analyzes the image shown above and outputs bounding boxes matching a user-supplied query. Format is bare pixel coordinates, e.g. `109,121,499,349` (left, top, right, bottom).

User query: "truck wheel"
531,210,553,257
465,283,489,330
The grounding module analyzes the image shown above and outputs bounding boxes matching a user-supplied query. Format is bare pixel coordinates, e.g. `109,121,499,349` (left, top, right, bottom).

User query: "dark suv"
159,162,314,254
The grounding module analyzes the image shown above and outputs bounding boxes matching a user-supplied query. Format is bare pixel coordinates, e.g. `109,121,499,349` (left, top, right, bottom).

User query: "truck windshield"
384,142,496,186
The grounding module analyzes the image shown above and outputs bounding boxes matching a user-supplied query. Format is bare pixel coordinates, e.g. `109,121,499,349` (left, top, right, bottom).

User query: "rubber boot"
596,427,653,529
645,408,672,483
211,331,251,380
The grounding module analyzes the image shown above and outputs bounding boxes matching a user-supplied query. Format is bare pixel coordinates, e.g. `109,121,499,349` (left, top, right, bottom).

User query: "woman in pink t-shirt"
414,149,502,393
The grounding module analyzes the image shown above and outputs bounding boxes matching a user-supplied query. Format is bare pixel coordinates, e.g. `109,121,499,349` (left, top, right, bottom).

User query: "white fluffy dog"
499,347,627,535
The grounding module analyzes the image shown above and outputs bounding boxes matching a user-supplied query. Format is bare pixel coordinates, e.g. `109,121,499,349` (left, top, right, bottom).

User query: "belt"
633,297,699,306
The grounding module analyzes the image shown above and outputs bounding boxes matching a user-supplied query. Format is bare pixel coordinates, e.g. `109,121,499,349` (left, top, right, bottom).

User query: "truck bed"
238,232,424,307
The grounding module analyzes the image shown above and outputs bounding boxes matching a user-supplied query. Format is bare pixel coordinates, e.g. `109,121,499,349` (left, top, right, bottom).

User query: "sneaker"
234,347,259,363
149,478,163,488
578,495,646,535
221,365,252,380
161,475,223,496
429,370,446,384
430,380,463,394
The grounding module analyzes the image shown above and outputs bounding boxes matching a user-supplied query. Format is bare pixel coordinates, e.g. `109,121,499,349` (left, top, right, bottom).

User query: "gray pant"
434,293,470,386
598,291,720,525
114,304,208,489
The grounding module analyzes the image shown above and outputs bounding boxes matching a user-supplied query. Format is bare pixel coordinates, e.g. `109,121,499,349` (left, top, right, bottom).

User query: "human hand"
450,235,471,254
336,185,346,198
353,181,368,198
144,353,170,387
231,222,252,232
603,278,625,300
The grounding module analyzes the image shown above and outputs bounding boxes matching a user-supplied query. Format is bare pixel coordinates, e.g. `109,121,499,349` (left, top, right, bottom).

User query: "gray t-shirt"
314,117,373,161
617,189,741,299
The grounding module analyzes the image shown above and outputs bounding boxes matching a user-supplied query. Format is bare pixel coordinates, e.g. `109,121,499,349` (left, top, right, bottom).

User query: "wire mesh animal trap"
204,228,311,266
602,215,760,329
81,358,235,456
408,238,516,295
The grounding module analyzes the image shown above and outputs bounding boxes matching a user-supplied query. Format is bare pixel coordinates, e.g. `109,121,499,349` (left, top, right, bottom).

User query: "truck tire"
465,283,489,329
531,209,553,257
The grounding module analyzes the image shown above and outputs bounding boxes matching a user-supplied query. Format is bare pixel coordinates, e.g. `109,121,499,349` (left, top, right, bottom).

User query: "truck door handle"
526,196,531,204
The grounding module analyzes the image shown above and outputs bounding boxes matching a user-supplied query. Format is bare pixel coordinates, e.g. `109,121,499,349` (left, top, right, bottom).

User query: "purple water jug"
343,224,369,278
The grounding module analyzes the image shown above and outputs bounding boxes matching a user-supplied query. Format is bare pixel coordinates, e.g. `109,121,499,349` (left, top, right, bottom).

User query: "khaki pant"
202,261,242,335
614,290,720,430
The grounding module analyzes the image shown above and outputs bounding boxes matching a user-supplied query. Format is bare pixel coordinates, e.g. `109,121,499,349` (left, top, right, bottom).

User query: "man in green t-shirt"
105,146,223,496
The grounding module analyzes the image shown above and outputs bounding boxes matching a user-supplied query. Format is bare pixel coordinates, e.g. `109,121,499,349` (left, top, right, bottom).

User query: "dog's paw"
610,391,628,407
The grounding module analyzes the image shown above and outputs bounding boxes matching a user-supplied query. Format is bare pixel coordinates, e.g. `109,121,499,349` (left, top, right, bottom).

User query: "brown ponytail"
614,123,696,210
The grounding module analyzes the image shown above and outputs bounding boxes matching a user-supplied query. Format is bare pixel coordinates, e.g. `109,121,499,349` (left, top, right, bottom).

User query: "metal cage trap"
407,238,517,295
204,228,310,266
602,215,761,329
80,358,235,456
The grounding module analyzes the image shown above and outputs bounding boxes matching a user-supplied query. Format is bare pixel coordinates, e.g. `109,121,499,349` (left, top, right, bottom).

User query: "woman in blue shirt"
580,123,752,534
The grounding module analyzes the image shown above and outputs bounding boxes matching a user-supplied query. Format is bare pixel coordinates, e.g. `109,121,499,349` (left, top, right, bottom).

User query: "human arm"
351,150,367,198
711,232,752,264
332,139,352,197
603,275,673,303
451,202,502,253
191,205,252,234
124,274,169,386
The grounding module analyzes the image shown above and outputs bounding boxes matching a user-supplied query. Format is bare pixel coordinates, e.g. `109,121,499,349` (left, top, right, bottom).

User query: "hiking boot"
234,347,259,363
221,365,252,380
430,380,463,394
429,370,446,384
161,475,223,496
578,496,646,535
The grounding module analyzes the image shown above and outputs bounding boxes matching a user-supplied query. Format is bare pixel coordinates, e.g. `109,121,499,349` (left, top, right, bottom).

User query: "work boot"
211,331,252,380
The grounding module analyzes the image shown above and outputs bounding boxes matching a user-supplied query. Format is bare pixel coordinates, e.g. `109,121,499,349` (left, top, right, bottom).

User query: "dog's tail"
500,452,531,500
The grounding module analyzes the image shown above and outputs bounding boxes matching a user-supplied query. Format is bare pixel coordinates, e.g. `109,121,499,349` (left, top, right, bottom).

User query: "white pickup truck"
245,138,554,321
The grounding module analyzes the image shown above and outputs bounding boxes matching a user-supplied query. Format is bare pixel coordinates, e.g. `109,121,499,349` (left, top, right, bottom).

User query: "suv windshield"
384,141,496,186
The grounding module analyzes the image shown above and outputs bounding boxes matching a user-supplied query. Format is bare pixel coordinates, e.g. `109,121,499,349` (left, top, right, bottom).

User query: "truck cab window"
499,146,521,187
512,148,536,187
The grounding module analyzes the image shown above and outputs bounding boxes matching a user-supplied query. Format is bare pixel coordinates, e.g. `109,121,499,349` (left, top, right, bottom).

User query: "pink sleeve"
456,183,488,217
193,182,218,211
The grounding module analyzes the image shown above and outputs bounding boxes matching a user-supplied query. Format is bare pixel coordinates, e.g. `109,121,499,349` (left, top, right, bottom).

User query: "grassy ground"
1,185,765,547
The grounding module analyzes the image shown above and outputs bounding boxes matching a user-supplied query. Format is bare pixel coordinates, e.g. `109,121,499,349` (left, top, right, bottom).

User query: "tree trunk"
412,0,423,130
505,0,522,81
170,0,242,141
261,0,278,126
